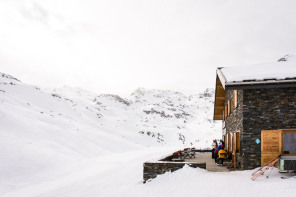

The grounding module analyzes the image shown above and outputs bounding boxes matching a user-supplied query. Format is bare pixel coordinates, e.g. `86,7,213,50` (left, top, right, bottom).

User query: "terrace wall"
143,162,206,182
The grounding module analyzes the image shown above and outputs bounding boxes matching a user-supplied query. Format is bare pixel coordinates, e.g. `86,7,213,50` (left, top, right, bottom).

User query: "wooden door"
261,130,282,166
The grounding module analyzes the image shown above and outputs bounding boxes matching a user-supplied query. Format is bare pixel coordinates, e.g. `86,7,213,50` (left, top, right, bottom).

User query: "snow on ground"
2,149,296,197
0,72,295,197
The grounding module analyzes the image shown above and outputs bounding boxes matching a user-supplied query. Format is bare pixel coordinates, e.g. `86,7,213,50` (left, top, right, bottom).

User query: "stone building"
213,55,296,170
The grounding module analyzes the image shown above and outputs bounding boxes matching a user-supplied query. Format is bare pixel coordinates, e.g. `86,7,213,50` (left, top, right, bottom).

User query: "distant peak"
131,87,185,96
131,87,146,96
98,94,130,106
277,54,296,62
0,72,21,82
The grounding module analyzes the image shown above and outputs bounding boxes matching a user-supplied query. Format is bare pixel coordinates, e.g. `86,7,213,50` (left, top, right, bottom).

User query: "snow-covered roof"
213,55,296,120
218,54,296,89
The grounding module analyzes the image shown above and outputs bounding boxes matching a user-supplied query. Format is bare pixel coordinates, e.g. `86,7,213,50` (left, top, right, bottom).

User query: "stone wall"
223,87,296,170
241,87,296,169
224,89,244,166
143,162,206,182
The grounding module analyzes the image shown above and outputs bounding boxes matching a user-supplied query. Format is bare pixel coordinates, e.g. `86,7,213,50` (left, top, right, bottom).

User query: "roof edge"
216,67,226,89
226,79,296,86
225,81,296,90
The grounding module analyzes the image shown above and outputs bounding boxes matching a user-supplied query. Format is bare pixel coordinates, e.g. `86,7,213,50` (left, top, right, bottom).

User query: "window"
283,132,296,154
229,98,233,114
236,132,240,153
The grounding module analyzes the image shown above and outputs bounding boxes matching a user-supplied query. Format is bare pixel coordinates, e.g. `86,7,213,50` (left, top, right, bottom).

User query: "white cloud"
0,0,296,96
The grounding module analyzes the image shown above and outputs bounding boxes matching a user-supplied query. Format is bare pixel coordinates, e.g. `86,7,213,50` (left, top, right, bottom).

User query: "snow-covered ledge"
143,161,206,182
143,152,207,182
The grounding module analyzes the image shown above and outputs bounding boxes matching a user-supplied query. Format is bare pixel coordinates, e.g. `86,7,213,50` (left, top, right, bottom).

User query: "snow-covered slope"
0,72,220,153
0,73,142,189
50,86,220,147
0,72,220,195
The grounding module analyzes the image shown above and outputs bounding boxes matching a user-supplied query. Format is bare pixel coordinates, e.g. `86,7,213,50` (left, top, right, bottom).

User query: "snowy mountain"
0,72,220,195
50,86,220,147
0,72,220,151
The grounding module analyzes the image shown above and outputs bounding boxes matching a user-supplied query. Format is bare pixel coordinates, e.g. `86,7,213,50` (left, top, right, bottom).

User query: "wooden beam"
215,106,224,109
215,97,225,100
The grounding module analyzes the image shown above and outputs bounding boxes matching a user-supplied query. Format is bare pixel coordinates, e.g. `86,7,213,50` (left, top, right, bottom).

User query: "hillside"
49,86,220,147
0,72,220,196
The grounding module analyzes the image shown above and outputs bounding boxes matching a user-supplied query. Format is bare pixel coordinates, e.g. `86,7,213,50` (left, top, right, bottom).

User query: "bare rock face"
1,73,21,82
277,54,296,62
97,94,130,106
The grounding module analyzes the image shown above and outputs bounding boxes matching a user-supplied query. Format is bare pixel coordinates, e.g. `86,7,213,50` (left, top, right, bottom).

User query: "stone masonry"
224,89,243,167
242,87,296,169
224,87,296,170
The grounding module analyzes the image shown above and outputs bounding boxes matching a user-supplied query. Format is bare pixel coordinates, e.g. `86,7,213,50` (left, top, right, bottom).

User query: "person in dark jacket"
214,140,225,163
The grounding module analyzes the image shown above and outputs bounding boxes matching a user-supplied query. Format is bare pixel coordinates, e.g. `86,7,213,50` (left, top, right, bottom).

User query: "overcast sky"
0,0,296,96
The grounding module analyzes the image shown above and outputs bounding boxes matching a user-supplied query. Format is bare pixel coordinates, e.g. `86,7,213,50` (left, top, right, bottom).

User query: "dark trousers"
214,152,218,163
212,149,215,158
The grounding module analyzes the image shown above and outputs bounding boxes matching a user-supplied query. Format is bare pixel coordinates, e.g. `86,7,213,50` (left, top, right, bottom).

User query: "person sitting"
214,140,225,163
211,139,218,159
217,149,227,165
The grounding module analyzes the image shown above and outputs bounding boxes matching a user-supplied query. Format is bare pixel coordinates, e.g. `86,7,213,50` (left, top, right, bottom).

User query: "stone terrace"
185,153,229,172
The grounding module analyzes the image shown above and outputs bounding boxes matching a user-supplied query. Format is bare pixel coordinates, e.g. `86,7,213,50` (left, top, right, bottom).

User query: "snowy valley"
0,72,295,197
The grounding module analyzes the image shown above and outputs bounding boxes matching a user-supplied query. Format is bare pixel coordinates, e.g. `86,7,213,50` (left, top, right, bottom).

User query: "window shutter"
234,90,238,108
225,104,228,118
236,132,240,153
226,134,229,150
230,98,233,113
227,100,230,116
230,133,233,152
